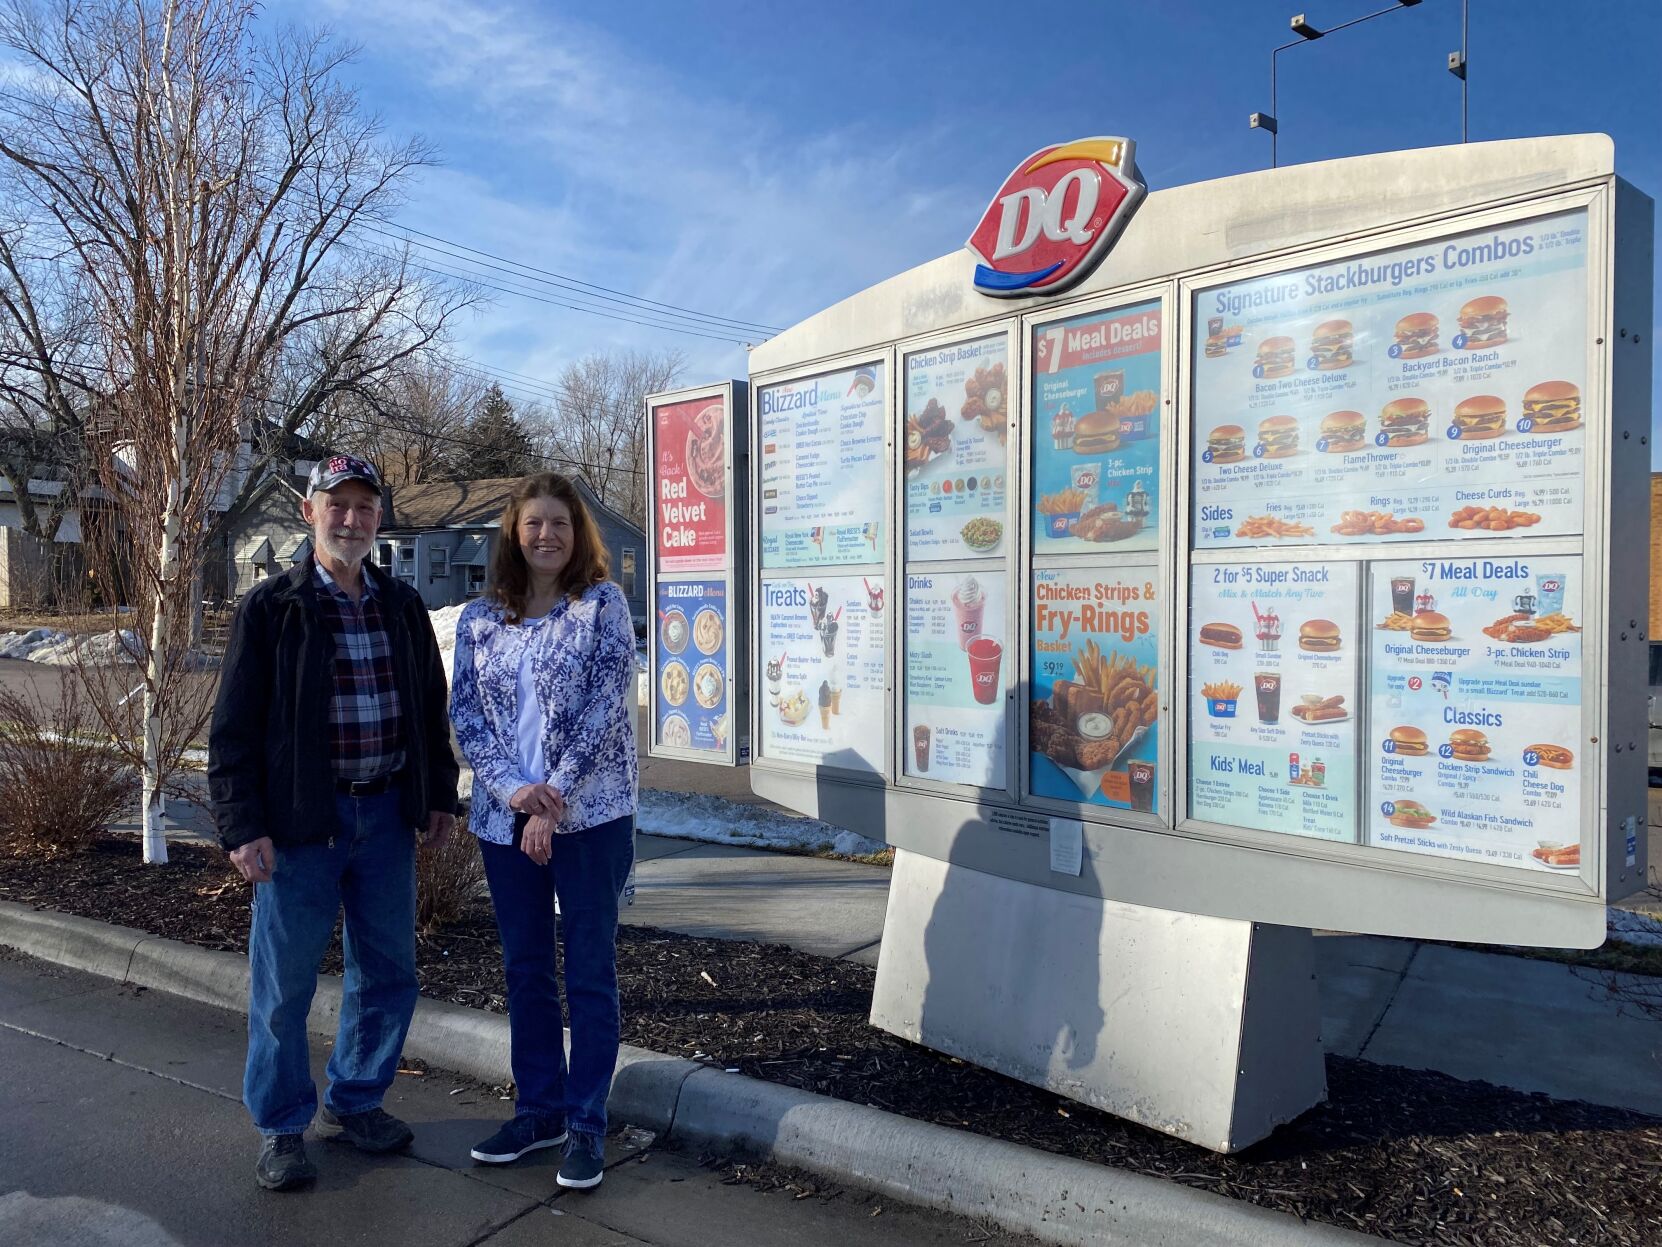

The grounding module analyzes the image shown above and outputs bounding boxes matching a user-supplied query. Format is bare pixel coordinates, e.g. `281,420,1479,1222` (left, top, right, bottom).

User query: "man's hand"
229,836,276,884
423,811,456,850
521,812,557,866
509,783,563,819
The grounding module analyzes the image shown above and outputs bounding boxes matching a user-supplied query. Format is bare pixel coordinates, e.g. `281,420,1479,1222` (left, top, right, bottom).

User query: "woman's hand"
509,783,563,819
521,812,559,865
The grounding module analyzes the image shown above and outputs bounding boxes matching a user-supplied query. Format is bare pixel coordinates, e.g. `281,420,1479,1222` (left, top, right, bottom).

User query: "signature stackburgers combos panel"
1182,202,1603,878
1192,212,1588,547
756,360,889,776
646,382,749,763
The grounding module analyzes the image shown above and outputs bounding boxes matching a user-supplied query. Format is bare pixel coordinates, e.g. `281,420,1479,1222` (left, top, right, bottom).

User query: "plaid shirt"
314,562,405,782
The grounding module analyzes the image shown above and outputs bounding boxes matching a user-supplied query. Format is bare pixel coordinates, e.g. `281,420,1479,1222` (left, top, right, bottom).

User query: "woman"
450,473,638,1190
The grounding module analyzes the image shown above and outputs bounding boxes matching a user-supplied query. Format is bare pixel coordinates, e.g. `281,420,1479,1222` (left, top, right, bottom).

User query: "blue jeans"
244,790,418,1136
480,814,635,1144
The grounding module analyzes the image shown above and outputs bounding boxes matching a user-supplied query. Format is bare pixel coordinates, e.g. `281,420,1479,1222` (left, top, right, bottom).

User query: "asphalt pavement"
0,947,1034,1247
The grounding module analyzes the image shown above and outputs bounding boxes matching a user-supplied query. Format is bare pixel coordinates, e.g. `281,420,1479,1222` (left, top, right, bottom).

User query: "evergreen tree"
456,384,536,479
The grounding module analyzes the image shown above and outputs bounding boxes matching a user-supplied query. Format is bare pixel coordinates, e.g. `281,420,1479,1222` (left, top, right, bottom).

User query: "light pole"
1250,2,1436,169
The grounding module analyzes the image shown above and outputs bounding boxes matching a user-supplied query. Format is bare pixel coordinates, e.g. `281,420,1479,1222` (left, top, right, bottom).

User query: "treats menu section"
1192,211,1588,548
758,575,886,773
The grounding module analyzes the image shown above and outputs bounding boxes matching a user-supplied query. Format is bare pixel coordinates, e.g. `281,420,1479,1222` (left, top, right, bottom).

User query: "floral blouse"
451,581,638,843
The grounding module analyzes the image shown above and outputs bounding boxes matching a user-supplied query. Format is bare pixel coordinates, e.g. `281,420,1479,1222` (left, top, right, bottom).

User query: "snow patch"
0,628,142,665
637,789,885,858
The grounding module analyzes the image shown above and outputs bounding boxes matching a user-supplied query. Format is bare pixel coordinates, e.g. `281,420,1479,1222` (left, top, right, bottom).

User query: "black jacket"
207,557,460,852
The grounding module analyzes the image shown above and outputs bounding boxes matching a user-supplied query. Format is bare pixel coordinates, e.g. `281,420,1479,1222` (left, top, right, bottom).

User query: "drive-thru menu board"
1189,564,1358,842
1032,300,1163,555
1192,212,1587,547
905,335,1010,560
760,364,886,568
759,575,886,773
904,570,1008,787
647,382,747,763
1368,557,1583,871
1032,568,1159,812
1186,208,1595,876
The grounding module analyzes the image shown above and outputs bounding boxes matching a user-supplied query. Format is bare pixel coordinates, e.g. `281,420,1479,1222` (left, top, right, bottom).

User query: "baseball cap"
307,454,383,497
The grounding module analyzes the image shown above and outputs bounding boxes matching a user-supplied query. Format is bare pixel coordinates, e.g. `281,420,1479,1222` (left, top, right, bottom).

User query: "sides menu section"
1188,564,1359,843
1367,557,1583,872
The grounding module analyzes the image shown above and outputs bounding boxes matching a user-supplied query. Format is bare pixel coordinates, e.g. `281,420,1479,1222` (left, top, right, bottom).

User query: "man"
208,455,458,1192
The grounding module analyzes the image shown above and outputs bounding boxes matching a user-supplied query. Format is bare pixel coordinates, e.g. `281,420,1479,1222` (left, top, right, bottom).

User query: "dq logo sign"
967,137,1145,298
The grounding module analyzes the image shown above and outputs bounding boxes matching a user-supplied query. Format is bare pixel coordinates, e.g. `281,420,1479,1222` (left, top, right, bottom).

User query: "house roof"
455,534,490,566
383,475,643,541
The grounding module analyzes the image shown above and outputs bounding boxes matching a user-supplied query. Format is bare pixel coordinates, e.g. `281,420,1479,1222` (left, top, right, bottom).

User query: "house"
373,476,647,623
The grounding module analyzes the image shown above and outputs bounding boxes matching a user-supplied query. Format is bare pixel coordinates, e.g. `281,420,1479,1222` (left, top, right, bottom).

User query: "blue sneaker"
470,1114,568,1164
556,1133,605,1190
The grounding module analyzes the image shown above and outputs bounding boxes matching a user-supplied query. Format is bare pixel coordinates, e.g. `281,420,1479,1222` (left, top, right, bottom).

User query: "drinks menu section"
1031,567,1158,813
1192,211,1588,548
758,575,886,773
1188,563,1359,843
1031,300,1162,555
905,335,1010,561
904,570,1007,788
653,395,727,572
655,580,730,754
1368,557,1583,872
759,364,886,568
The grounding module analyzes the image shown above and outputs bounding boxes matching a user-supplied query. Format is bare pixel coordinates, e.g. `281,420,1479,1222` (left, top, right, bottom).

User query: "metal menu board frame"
645,380,750,766
742,136,1651,947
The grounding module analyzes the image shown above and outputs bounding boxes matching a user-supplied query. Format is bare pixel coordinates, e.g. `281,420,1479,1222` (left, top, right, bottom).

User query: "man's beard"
318,530,371,566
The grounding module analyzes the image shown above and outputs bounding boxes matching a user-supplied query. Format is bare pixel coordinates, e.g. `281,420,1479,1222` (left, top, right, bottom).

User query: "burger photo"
1410,610,1451,643
1458,295,1509,348
1198,621,1243,650
1448,728,1491,762
1318,410,1366,453
1072,410,1122,455
1310,319,1353,370
1453,394,1508,440
1379,397,1430,448
1255,335,1295,378
1207,424,1246,463
1393,312,1439,358
1257,414,1299,458
1387,799,1437,830
1387,725,1429,756
1298,619,1342,652
1522,380,1582,433
1205,334,1228,358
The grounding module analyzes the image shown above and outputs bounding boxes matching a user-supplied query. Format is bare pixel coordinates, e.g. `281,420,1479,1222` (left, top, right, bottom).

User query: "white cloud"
296,0,976,386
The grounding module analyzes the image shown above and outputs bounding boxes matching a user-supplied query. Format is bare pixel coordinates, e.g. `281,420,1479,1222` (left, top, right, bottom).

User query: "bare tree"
538,348,684,524
0,0,468,862
322,351,484,487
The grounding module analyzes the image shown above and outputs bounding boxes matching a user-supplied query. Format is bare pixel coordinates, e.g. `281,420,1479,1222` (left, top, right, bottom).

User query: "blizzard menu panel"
1191,211,1588,548
759,363,886,568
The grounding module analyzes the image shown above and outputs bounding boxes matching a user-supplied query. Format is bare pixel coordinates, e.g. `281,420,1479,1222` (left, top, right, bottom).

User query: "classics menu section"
1191,211,1589,548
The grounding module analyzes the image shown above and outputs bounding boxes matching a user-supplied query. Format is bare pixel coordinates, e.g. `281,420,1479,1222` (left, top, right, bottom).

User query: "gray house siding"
225,484,311,599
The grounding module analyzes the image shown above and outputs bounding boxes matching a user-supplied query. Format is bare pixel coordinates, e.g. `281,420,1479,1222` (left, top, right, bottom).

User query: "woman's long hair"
488,473,611,622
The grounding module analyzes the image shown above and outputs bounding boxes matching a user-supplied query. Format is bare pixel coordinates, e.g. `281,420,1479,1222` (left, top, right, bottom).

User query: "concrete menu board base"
871,850,1326,1152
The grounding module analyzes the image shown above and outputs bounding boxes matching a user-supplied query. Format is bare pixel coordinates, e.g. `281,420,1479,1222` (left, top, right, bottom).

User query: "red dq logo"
967,137,1146,299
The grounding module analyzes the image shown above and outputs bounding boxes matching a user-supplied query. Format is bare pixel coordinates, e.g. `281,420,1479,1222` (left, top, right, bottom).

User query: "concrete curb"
0,900,1377,1246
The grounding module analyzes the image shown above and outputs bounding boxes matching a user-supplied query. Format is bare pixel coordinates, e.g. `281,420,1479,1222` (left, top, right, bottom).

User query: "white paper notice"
1049,817,1083,876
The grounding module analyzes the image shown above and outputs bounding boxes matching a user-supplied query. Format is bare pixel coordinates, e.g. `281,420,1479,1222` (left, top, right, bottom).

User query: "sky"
264,1,1660,451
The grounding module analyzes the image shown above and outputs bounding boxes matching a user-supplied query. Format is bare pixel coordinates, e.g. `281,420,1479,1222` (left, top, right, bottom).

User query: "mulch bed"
4,835,1661,1247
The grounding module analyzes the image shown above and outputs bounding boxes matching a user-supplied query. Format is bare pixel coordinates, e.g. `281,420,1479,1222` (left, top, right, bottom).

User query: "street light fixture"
1252,1,1458,168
